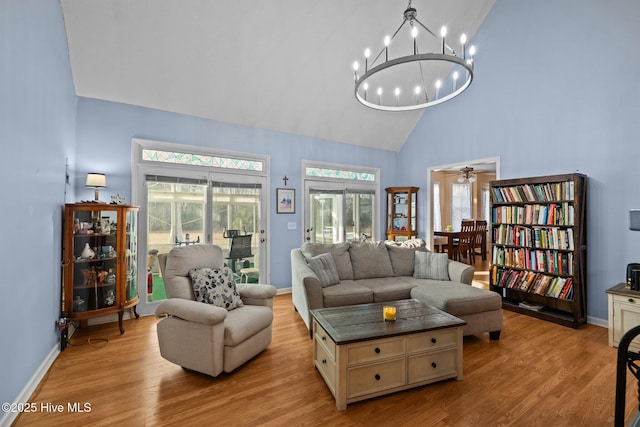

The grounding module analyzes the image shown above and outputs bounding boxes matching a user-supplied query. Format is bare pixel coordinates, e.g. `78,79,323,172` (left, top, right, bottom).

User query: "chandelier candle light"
353,0,476,111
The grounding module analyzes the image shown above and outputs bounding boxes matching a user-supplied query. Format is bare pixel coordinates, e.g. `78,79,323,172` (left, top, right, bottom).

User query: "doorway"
132,139,269,314
427,157,500,287
301,161,379,244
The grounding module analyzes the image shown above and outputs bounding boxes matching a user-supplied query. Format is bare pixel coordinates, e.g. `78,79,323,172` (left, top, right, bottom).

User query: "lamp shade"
85,173,107,188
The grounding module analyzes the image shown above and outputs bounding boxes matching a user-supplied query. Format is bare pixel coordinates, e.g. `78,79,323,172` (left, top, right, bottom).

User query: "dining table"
433,230,460,259
433,229,487,261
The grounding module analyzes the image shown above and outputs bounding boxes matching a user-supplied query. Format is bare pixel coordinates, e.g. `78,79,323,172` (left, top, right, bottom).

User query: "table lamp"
85,173,107,201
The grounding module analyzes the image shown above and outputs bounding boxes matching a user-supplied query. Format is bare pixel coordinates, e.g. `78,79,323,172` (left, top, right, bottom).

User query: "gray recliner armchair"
156,244,277,377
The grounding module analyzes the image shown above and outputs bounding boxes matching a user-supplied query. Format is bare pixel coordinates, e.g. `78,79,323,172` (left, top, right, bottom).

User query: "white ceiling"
60,0,495,152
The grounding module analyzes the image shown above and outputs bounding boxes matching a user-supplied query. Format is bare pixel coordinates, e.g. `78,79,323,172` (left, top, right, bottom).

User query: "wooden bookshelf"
489,174,587,328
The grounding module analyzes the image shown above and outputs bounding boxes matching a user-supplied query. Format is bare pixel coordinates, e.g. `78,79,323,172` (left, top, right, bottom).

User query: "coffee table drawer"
406,329,457,353
347,358,405,398
313,319,336,358
346,337,404,365
407,348,458,384
315,339,336,393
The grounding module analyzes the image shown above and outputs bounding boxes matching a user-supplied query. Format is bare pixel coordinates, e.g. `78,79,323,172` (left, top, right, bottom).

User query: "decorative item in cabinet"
62,203,140,335
489,173,587,328
385,186,419,241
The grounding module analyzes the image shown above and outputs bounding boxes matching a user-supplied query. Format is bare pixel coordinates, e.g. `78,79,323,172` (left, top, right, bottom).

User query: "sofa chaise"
291,239,502,339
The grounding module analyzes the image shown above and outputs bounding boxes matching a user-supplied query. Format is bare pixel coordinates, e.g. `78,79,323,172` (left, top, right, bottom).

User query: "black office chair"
225,234,254,273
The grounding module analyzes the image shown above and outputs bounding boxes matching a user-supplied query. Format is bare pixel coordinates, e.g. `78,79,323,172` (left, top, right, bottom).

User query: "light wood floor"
15,293,638,426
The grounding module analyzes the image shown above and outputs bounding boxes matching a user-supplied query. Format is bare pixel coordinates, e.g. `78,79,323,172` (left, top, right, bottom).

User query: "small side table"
606,283,640,350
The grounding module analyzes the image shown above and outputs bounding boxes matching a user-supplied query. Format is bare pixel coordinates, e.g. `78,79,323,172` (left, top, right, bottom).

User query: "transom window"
142,148,264,171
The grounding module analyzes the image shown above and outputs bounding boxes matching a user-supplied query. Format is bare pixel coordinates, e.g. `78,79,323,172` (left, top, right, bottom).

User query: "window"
482,183,490,223
450,182,471,230
433,182,442,231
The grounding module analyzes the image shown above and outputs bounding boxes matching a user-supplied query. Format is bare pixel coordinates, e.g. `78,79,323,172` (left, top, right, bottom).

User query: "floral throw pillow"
189,266,244,310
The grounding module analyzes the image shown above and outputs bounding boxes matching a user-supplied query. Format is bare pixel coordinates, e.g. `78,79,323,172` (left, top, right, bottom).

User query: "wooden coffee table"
310,299,466,410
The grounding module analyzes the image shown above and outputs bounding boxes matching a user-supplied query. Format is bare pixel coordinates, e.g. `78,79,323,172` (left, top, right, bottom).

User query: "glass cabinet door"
393,192,409,232
124,209,138,304
410,192,417,232
70,208,119,313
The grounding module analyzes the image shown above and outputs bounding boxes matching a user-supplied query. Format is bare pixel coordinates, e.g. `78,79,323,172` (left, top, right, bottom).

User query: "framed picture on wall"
277,188,295,214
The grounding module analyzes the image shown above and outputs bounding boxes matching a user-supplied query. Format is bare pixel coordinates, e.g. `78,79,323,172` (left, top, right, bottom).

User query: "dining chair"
473,220,488,261
433,236,448,253
453,220,475,263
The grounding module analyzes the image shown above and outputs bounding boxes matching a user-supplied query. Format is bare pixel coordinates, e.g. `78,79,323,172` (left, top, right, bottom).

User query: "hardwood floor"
15,293,638,426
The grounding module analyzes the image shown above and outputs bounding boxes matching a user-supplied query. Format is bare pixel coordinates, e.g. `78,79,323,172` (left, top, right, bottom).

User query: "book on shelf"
518,301,544,311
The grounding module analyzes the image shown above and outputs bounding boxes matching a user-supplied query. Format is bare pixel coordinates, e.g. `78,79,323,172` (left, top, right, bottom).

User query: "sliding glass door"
144,173,266,302
211,181,263,280
305,184,375,244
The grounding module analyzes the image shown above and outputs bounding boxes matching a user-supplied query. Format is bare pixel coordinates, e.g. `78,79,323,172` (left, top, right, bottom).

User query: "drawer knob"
375,374,381,381
629,298,635,303
375,347,381,354
431,337,437,344
431,362,437,368
322,359,327,365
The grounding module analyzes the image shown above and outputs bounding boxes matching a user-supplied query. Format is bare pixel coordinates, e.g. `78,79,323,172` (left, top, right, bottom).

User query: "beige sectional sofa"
291,239,503,339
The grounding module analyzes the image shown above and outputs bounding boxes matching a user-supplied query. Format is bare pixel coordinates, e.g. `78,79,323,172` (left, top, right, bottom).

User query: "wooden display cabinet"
62,203,140,334
385,187,419,241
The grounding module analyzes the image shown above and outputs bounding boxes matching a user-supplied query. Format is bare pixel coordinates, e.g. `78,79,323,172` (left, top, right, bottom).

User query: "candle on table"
383,305,396,321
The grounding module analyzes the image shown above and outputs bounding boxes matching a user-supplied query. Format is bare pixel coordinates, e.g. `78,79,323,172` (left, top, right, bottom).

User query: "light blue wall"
0,0,77,409
399,0,640,321
6,0,636,411
74,98,398,292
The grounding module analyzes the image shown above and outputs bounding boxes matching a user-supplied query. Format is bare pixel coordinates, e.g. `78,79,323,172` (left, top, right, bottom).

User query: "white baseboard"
587,316,607,328
0,343,60,427
276,287,292,295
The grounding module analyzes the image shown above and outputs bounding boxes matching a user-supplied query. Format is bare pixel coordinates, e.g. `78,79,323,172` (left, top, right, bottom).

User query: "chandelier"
457,166,477,183
353,0,475,112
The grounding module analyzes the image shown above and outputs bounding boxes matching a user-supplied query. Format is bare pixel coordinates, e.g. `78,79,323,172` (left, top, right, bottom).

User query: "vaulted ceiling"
60,0,495,152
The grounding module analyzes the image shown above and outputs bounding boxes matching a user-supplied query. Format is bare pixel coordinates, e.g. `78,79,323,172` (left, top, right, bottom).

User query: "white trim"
587,316,607,328
0,344,60,427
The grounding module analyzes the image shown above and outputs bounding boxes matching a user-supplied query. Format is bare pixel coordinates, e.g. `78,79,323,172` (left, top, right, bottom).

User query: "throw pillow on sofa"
189,266,244,310
349,240,394,280
306,253,340,287
385,239,427,276
301,242,353,280
414,251,450,281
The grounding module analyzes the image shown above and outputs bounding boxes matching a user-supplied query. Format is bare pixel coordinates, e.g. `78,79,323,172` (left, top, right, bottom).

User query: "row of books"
492,181,575,203
492,203,575,226
492,246,574,275
492,267,574,299
493,224,574,250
